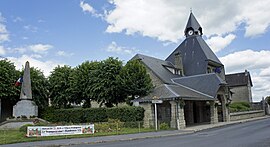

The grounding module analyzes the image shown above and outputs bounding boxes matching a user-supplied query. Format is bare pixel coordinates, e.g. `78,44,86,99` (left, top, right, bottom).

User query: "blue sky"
0,0,270,102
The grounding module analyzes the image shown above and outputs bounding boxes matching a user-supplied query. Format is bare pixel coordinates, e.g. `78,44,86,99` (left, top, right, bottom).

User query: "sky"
0,0,270,102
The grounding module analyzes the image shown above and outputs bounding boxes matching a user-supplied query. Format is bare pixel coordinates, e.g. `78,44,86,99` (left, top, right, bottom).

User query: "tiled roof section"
172,73,226,98
132,84,214,102
132,54,180,84
166,36,223,76
225,71,253,87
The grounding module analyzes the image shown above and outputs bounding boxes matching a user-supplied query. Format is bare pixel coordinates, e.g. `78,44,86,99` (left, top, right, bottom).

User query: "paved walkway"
2,116,269,147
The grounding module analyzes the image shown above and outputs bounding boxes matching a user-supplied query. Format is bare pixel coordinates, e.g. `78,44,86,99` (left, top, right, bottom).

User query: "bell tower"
184,12,203,37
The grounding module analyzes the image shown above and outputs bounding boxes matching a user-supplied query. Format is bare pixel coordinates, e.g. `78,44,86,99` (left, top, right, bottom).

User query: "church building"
132,12,231,129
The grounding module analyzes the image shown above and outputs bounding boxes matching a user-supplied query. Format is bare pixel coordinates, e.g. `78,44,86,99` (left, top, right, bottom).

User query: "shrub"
40,106,144,123
84,108,108,122
266,96,270,105
159,123,169,130
229,102,251,112
107,106,144,122
19,124,33,132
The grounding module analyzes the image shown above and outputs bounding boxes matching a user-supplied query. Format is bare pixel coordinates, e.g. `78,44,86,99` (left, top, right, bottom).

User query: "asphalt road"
72,118,270,147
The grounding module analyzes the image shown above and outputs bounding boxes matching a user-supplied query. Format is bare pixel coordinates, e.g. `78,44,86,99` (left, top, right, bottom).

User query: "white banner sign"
27,124,94,137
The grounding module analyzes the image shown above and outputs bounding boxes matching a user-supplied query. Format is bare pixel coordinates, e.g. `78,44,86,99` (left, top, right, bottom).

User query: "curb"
37,131,195,147
3,116,270,147
185,115,270,132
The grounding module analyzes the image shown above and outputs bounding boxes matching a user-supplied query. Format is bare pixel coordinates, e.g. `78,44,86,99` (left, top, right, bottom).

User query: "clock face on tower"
188,30,194,36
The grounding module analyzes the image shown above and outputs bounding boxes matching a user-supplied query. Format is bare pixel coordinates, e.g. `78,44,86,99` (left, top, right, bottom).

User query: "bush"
229,102,251,112
83,108,108,122
266,96,270,105
19,124,33,132
107,106,144,122
40,106,144,123
159,123,169,130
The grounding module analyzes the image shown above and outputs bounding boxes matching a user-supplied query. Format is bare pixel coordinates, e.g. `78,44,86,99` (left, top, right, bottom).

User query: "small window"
207,67,212,73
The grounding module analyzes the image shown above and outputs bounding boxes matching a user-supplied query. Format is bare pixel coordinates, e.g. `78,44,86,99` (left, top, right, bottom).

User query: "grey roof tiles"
225,71,253,87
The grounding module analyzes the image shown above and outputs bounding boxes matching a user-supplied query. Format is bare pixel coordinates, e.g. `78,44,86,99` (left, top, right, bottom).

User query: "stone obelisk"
13,61,38,118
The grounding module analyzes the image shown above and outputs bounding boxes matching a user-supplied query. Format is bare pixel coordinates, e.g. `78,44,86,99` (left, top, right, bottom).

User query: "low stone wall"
230,110,265,121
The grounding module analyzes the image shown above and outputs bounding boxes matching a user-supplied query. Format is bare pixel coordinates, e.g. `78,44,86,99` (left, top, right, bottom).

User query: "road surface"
72,118,270,147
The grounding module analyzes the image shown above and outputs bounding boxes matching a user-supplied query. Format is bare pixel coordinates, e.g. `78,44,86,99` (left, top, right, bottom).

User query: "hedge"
229,101,251,112
40,106,144,123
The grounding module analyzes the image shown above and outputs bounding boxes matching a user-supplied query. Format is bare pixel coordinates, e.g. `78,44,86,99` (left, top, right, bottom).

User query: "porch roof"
172,73,226,98
132,84,215,103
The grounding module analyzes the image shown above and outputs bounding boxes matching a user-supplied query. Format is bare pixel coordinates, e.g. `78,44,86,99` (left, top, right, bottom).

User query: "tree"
119,59,153,104
70,61,100,108
266,96,270,105
91,57,125,107
28,67,50,111
0,59,20,103
48,65,73,108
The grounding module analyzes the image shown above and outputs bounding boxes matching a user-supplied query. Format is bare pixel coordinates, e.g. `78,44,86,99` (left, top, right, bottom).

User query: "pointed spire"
184,12,203,36
20,61,32,100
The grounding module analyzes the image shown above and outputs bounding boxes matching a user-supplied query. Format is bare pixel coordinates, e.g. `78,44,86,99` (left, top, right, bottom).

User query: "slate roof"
225,71,253,87
172,73,226,98
133,84,214,102
185,12,202,33
132,54,180,84
130,13,229,102
166,36,223,76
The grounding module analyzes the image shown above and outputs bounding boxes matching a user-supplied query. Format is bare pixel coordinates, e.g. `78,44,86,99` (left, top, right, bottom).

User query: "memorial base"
13,100,38,118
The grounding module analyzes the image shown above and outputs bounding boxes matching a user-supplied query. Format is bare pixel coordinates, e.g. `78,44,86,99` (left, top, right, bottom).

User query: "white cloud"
241,1,270,37
0,13,9,42
13,17,23,22
22,36,28,40
79,1,103,18
38,19,45,23
80,1,95,13
220,49,270,101
12,47,27,54
30,54,42,59
106,41,137,55
29,44,53,54
206,34,236,53
8,55,63,77
251,74,270,102
0,45,6,55
23,25,38,32
104,0,270,42
56,51,74,57
259,67,270,77
220,50,270,73
0,33,9,42
105,0,183,42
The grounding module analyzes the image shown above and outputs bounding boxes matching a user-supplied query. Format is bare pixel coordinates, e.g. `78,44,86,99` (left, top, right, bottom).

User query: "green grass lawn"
0,128,155,145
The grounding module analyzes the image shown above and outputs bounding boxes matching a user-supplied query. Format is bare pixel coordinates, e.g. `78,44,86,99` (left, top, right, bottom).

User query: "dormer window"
207,64,222,74
165,66,183,76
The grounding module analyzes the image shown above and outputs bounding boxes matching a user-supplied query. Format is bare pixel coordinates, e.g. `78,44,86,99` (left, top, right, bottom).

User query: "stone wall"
230,86,252,103
0,120,34,129
266,104,270,115
140,103,154,128
145,66,163,87
230,110,265,121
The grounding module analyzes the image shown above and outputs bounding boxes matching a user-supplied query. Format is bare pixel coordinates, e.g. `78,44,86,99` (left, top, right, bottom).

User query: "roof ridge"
164,84,179,97
225,72,247,76
172,73,215,80
171,80,214,99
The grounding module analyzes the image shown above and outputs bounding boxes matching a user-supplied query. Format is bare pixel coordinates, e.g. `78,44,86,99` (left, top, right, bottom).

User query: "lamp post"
152,96,162,131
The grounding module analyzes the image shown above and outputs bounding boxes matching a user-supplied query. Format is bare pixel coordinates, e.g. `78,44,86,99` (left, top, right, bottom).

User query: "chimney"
174,52,184,70
245,69,248,76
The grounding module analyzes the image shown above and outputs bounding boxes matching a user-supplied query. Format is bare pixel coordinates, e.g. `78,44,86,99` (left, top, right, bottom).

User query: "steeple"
184,12,203,37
